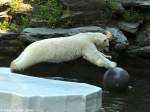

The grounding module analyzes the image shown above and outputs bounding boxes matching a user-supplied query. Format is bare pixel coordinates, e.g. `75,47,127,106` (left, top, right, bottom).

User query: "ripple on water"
102,78,150,112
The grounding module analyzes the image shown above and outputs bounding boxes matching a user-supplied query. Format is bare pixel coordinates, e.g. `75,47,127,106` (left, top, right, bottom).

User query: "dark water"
102,78,150,112
1,57,150,112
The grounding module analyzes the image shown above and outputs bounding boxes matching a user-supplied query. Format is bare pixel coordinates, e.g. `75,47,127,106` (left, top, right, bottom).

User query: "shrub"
32,0,61,27
0,21,10,31
13,16,30,32
0,16,30,32
107,0,119,11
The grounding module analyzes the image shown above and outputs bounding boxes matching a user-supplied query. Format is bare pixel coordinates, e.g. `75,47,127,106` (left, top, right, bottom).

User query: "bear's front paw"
104,61,117,69
109,62,117,68
106,55,112,59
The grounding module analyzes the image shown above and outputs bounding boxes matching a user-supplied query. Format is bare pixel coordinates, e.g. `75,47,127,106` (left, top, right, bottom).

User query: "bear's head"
94,32,112,48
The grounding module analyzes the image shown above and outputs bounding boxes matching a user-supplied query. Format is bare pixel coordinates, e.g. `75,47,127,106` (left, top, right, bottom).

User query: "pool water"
102,78,150,112
1,57,150,112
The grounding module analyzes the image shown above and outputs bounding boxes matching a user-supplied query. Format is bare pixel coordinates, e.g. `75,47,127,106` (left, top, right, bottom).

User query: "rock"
136,24,150,46
30,19,49,27
0,32,20,40
106,27,129,51
126,46,150,58
118,21,142,34
121,0,150,9
0,67,102,112
0,13,11,21
60,0,106,11
59,0,108,25
125,23,150,58
0,32,25,56
113,3,125,17
0,29,7,33
21,26,129,52
0,0,11,6
0,0,10,13
0,39,23,47
0,46,21,55
59,0,126,25
107,0,125,16
20,26,105,42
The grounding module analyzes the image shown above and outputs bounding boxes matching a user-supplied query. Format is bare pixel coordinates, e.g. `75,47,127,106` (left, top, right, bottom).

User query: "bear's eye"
104,39,108,43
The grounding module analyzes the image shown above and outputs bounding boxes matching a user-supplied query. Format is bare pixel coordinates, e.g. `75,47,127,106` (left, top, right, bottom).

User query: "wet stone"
118,21,141,34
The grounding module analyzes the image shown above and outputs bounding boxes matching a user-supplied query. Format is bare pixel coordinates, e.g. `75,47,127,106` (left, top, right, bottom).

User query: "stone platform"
0,67,102,112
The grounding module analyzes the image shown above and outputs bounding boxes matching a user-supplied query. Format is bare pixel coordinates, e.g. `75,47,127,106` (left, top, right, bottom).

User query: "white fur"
10,32,117,71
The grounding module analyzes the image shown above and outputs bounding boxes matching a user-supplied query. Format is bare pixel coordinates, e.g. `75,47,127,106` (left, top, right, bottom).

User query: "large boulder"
118,21,142,34
106,27,129,51
20,26,128,51
0,32,25,56
59,0,125,25
30,18,49,27
0,0,10,20
106,0,125,16
136,24,150,47
20,26,105,42
59,0,108,25
126,23,150,58
121,0,150,9
126,46,150,58
0,0,11,6
60,0,106,11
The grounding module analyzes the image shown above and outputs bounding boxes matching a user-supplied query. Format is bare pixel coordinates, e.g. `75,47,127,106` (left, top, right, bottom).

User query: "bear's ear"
106,31,113,41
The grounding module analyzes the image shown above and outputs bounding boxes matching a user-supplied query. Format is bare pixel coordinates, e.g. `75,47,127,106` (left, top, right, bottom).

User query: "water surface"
1,57,150,112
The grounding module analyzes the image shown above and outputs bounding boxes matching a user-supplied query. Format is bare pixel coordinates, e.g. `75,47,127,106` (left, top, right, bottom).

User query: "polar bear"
10,32,117,71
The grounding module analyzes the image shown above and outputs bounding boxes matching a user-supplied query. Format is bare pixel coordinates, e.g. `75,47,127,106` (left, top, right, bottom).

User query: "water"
102,64,150,112
103,78,150,112
1,57,150,112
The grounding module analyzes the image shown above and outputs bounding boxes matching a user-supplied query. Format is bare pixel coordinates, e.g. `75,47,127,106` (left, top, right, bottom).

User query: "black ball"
103,67,130,91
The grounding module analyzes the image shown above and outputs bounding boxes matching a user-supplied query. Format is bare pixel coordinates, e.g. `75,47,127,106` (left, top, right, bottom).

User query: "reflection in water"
102,78,150,112
1,58,150,112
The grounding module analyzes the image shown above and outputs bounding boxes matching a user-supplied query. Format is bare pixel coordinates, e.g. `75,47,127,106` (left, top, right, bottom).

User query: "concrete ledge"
0,67,102,112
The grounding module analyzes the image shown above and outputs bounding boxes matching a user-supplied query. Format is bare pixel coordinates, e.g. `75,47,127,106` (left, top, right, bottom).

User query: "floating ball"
103,67,130,91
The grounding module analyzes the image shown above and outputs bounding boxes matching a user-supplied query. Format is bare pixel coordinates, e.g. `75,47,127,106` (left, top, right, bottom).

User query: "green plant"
9,16,30,32
20,16,30,25
107,0,118,11
0,21,10,31
16,16,30,31
0,16,30,32
32,0,61,27
9,22,18,31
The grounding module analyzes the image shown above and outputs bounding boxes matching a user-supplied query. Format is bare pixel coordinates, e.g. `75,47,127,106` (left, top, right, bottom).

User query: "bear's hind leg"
10,51,39,71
